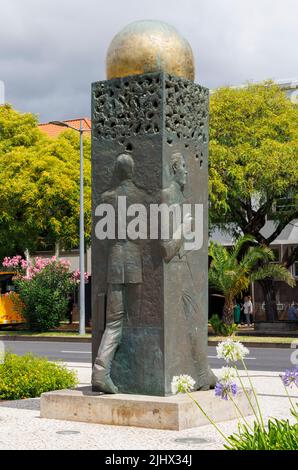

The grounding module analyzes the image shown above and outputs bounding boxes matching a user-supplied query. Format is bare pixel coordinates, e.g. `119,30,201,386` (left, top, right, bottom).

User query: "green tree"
209,82,298,320
209,236,295,325
0,105,91,258
0,104,41,152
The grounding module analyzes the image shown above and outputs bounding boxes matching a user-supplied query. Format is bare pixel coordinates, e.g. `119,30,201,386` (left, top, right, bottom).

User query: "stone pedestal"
92,72,210,395
41,387,254,431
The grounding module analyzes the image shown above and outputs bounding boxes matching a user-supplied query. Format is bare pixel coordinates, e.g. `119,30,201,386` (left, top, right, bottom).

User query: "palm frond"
209,236,296,302
251,264,296,287
241,245,274,271
231,234,255,261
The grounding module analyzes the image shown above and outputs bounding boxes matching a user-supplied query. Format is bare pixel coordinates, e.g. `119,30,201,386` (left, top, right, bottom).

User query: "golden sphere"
106,20,195,81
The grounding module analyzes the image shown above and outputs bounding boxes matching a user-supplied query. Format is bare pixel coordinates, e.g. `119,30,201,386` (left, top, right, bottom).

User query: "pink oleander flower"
12,256,22,267
34,257,49,271
2,257,10,267
2,255,26,270
21,259,28,269
72,269,89,284
59,259,71,268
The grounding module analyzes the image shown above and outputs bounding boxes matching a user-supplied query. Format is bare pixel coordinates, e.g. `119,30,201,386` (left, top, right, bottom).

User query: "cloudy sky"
0,0,297,122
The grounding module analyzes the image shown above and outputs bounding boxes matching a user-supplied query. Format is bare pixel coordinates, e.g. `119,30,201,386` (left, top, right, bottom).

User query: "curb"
0,335,91,343
0,335,294,348
208,340,293,349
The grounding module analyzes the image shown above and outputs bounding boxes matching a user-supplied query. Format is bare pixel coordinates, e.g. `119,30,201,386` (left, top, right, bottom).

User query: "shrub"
209,314,237,336
14,260,76,331
2,256,89,331
209,314,223,335
0,352,78,400
226,419,298,450
224,323,238,336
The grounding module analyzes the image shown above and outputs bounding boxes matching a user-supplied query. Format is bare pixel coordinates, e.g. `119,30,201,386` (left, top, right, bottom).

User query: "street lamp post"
49,119,91,335
78,119,85,335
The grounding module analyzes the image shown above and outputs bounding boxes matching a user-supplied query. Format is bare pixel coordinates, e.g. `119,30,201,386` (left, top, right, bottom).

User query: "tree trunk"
222,298,234,326
55,241,60,258
24,248,30,278
259,279,278,321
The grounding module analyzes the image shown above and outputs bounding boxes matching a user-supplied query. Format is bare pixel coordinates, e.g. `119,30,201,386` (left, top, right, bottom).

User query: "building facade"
210,221,298,320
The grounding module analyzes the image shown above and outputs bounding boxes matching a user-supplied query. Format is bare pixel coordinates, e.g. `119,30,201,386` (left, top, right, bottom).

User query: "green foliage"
176,336,298,450
209,314,237,336
251,263,296,287
209,235,294,297
209,81,298,223
0,352,78,400
225,419,298,450
0,104,41,152
209,314,223,335
0,105,91,258
14,262,75,331
209,235,295,324
209,83,297,318
223,323,238,336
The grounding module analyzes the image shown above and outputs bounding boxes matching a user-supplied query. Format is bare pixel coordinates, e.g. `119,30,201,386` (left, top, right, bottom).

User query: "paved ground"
0,361,297,450
1,339,297,371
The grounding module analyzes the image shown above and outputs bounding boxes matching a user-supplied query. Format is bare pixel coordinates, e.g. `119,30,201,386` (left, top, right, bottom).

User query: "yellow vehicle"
0,272,24,325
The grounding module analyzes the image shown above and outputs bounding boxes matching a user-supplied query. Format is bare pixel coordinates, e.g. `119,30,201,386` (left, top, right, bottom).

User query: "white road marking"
61,350,91,354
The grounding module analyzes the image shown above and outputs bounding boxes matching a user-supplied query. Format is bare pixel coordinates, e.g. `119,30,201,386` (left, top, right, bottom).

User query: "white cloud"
0,0,297,120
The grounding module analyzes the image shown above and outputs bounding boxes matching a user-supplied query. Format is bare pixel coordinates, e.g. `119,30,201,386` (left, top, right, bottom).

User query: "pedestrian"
233,299,241,325
243,295,253,327
248,295,254,325
240,301,245,325
288,302,298,321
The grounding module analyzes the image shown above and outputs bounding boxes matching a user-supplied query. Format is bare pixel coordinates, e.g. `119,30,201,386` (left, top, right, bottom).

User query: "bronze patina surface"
106,20,195,81
91,71,214,395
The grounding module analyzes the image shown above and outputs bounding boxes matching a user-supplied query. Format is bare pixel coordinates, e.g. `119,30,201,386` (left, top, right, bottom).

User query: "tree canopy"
0,104,91,258
209,82,298,248
209,82,298,320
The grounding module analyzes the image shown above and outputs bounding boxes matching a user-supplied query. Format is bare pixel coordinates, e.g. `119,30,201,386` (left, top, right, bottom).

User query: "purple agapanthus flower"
281,366,298,388
214,381,237,400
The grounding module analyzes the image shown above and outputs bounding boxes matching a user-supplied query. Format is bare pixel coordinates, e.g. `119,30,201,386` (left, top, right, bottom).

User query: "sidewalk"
0,363,297,450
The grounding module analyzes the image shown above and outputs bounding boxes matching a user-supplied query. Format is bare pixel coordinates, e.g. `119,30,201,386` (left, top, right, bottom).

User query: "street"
1,340,296,372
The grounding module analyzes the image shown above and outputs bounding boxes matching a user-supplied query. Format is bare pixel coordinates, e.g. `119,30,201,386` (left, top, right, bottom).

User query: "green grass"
0,330,295,343
0,330,91,338
209,335,295,344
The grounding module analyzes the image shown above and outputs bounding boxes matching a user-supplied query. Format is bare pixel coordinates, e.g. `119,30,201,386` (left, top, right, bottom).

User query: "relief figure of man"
92,154,146,393
161,152,217,390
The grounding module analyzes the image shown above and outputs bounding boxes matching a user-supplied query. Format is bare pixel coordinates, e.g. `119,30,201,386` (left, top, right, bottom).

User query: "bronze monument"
91,20,215,395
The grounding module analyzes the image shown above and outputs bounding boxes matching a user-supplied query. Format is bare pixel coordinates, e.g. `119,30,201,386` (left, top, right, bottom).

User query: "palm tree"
209,235,295,325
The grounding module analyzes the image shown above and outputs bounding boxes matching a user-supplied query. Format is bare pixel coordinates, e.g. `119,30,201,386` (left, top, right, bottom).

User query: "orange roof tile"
38,118,91,138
